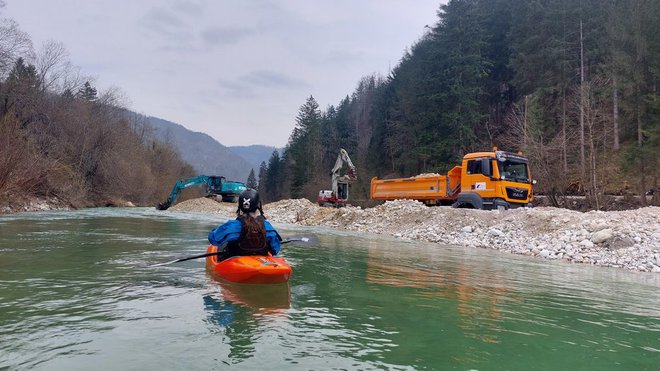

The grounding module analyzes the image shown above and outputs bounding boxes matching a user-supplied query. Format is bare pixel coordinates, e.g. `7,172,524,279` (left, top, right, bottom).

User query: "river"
0,208,658,370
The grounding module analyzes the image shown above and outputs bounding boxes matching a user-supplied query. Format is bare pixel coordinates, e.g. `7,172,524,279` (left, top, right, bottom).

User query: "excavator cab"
206,176,225,194
337,182,348,201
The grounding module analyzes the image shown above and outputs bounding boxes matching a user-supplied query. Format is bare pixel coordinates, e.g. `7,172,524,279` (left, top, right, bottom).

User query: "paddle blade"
149,259,181,267
282,235,319,246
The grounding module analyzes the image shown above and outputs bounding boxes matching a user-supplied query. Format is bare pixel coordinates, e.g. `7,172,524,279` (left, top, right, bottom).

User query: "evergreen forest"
0,0,658,211
259,0,659,209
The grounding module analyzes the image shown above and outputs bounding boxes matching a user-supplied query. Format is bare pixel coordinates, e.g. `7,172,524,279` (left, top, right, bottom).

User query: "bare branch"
0,19,34,77
36,40,69,92
97,86,131,109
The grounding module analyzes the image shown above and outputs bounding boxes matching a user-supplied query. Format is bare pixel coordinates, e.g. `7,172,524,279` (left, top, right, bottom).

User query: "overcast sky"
5,0,442,147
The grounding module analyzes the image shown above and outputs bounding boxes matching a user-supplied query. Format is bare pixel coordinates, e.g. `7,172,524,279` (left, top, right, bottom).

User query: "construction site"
169,196,660,273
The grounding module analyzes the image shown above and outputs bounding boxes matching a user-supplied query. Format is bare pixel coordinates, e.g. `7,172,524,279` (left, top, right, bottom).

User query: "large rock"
591,228,614,244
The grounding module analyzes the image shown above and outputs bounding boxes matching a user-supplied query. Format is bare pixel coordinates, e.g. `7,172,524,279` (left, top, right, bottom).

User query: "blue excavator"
156,175,248,210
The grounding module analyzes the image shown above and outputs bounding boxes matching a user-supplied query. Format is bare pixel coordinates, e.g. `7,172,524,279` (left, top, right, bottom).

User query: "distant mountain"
142,115,254,183
228,145,281,169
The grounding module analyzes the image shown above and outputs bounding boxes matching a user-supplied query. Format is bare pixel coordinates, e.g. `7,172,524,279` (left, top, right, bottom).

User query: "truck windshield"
498,160,530,183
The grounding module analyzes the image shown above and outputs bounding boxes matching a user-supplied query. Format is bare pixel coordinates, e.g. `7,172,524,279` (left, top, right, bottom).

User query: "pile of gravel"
170,197,660,273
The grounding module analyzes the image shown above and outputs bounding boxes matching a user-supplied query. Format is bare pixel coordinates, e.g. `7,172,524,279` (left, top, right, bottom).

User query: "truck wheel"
452,201,474,209
493,199,509,211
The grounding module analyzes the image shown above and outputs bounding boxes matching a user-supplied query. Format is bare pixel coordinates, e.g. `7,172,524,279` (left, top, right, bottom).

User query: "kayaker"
208,189,282,260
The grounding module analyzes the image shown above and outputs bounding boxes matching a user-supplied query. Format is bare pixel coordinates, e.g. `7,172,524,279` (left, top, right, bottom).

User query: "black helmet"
238,189,261,213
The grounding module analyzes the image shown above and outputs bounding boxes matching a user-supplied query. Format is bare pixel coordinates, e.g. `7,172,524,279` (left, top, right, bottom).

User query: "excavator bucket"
156,201,171,210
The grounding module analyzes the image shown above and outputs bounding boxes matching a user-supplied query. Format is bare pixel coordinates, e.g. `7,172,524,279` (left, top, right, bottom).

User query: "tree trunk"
589,122,599,210
638,97,647,206
562,91,568,173
523,95,529,149
612,77,620,150
579,19,586,182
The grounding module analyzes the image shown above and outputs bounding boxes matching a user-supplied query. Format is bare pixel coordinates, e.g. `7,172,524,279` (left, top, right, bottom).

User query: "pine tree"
257,161,268,196
286,96,322,198
264,150,282,201
246,168,257,189
77,81,97,102
7,57,39,89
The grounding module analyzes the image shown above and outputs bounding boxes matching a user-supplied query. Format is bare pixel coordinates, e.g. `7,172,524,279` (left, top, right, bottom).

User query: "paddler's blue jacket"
208,219,282,255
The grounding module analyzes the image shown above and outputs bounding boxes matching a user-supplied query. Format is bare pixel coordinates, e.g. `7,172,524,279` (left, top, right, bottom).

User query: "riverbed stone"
579,239,594,249
591,228,614,244
609,237,635,249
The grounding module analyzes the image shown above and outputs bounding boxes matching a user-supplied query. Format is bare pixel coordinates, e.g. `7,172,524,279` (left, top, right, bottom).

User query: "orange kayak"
205,245,292,284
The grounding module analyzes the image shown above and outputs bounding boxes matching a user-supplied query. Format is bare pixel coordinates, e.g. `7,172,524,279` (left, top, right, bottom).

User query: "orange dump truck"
370,149,534,210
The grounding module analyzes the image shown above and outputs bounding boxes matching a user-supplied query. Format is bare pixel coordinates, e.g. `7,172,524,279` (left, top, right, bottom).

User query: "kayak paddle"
149,235,318,267
281,235,320,246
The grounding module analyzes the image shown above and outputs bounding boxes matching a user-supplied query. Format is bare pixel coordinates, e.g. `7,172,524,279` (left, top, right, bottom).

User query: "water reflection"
202,279,290,364
364,242,519,365
218,280,290,310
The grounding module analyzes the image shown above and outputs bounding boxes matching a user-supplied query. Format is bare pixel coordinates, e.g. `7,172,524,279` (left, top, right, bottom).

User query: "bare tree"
54,62,93,96
36,40,69,92
568,77,615,209
579,18,586,183
0,115,45,202
97,85,130,109
500,100,578,206
0,19,34,77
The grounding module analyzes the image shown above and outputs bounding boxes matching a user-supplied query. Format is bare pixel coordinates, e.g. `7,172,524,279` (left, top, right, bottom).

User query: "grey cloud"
141,7,186,35
201,26,255,46
171,0,205,17
240,70,309,89
140,6,199,50
216,70,308,100
217,78,258,99
321,50,365,65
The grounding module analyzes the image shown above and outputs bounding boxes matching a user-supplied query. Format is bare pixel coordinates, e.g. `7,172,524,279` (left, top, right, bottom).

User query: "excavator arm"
157,175,224,210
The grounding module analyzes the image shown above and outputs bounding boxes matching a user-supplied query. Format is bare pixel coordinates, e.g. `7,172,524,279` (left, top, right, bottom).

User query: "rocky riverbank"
0,196,72,214
170,197,660,273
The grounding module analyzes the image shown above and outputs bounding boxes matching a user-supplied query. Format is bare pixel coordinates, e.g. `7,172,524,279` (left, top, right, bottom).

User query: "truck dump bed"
370,166,462,202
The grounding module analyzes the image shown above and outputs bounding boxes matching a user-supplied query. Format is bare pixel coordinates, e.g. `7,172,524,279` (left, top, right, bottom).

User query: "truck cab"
454,149,534,210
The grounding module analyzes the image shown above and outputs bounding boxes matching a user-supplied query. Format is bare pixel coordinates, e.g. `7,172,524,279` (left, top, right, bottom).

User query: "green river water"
0,208,658,370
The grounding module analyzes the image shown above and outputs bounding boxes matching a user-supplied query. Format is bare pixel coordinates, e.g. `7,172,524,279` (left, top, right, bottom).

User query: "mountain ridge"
228,145,282,170
141,115,273,182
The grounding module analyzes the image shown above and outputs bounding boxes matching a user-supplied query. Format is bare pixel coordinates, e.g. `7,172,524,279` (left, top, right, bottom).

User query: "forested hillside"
144,115,256,182
259,0,659,209
0,18,193,209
